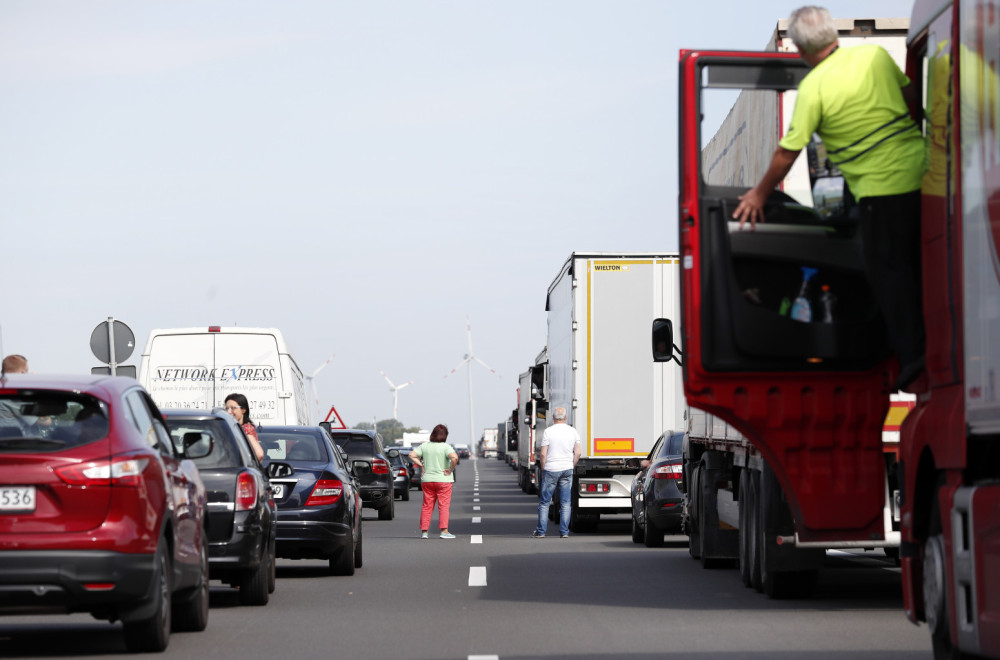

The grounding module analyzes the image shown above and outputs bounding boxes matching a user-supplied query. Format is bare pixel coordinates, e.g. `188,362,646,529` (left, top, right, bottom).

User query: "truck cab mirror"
652,318,675,362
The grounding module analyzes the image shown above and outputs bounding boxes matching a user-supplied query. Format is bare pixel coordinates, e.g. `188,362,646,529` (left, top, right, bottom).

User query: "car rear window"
166,418,240,468
657,433,684,458
331,435,376,456
258,430,328,462
0,392,108,451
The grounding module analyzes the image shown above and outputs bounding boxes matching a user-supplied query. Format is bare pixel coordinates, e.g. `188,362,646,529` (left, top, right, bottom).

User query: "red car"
0,375,210,653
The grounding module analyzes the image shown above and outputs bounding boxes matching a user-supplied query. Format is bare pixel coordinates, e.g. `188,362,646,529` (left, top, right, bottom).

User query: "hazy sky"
0,0,914,443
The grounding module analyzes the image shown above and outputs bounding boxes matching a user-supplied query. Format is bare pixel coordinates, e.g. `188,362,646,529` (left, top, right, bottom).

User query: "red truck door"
675,50,895,543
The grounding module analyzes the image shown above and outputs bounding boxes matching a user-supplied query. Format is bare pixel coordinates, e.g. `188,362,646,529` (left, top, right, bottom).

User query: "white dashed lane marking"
469,566,487,586
471,534,483,544
472,516,481,523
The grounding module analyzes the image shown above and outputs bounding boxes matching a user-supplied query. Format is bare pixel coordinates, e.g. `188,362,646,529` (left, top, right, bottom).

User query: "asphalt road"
0,457,933,660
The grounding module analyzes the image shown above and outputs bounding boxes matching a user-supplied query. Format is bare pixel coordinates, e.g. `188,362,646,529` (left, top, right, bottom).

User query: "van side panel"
142,334,216,410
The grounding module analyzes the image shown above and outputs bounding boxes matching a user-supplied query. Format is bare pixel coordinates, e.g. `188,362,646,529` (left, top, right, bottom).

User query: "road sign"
324,406,347,429
92,365,137,378
90,318,135,364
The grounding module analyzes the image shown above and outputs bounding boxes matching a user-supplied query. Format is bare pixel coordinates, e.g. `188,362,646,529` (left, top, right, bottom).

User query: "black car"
386,447,411,501
164,408,277,605
323,427,395,520
256,426,363,576
630,430,685,548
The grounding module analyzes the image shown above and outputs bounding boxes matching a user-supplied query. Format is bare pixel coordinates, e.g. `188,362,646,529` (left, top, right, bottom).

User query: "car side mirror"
387,448,399,458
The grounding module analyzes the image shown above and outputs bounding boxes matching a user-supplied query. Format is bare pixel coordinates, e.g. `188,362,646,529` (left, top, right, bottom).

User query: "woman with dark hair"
224,393,264,462
409,424,458,539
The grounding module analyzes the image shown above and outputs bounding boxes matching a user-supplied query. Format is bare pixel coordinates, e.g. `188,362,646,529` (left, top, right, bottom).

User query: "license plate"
0,486,35,512
271,484,285,499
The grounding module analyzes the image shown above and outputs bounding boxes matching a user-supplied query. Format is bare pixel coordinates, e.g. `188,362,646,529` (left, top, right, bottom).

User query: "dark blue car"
630,431,685,547
258,426,363,576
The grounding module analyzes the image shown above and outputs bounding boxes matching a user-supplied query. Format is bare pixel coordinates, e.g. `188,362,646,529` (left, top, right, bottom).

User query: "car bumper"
359,486,392,508
275,518,352,559
0,550,154,615
645,498,684,531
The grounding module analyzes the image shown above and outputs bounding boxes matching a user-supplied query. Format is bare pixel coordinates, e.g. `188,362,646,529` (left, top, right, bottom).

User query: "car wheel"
172,539,209,632
378,497,394,521
267,535,276,594
329,535,356,576
402,487,410,502
238,551,270,606
643,511,665,548
631,510,645,544
353,518,364,569
124,537,172,652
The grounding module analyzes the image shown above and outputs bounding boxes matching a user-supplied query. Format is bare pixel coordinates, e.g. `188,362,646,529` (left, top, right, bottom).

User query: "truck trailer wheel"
687,462,703,560
758,463,819,599
923,485,973,660
738,470,754,588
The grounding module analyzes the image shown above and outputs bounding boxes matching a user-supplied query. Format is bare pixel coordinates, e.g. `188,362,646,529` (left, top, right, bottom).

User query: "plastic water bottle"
820,284,836,323
790,267,818,323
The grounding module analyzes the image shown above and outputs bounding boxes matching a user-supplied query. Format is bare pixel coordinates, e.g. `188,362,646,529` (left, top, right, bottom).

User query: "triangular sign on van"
324,405,347,429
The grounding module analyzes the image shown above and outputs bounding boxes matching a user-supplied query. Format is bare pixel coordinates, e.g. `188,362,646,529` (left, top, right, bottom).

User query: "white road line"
471,534,483,544
469,566,487,586
472,516,482,523
474,498,480,502
473,506,481,510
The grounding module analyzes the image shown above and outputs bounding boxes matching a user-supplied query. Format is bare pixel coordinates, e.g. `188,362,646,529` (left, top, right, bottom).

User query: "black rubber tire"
758,466,816,599
123,538,172,652
688,463,702,560
643,512,665,548
402,488,410,502
267,536,276,594
329,537,355,576
378,498,394,521
631,510,645,544
738,472,752,588
353,519,364,569
238,552,270,606
748,470,762,591
172,540,209,632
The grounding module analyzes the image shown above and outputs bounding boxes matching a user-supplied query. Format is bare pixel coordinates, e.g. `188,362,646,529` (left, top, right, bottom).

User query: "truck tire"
758,463,818,599
738,471,753,588
688,462,703,560
748,470,763,591
568,485,598,533
698,452,735,568
923,483,973,660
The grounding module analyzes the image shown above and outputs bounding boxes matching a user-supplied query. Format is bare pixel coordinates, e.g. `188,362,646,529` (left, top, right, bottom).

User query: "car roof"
0,374,139,399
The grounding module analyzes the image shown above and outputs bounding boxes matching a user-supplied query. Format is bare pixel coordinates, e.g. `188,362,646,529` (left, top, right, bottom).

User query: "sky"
0,0,915,444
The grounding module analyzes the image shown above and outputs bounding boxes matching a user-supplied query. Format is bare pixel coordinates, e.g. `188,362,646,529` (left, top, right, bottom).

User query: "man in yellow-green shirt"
732,5,926,391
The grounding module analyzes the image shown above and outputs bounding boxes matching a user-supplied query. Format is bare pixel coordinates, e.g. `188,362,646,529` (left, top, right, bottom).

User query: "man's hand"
733,187,768,230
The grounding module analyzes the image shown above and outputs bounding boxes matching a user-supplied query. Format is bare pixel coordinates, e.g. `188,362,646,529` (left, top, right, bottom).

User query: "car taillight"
305,479,343,506
372,459,390,474
397,466,407,476
236,472,257,511
56,456,149,487
580,482,610,494
653,464,683,480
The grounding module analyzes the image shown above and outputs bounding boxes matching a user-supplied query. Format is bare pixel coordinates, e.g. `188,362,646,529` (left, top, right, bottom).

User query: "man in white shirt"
532,406,581,538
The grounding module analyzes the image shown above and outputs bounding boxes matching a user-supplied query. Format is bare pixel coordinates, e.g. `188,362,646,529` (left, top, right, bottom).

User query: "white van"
138,326,308,426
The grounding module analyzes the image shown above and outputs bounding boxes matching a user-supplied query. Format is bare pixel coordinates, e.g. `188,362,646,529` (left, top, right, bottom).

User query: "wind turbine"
444,315,501,450
379,369,413,420
305,356,334,424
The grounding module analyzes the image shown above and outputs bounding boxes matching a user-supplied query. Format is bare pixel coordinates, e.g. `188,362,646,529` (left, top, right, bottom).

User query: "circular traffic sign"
90,319,136,364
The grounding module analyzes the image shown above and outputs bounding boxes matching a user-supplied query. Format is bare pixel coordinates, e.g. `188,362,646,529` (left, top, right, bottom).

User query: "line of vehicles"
0,328,416,652
487,4,1000,658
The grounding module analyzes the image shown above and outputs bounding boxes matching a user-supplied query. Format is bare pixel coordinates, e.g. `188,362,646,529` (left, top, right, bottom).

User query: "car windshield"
258,430,328,462
657,433,684,458
166,418,241,468
0,392,108,451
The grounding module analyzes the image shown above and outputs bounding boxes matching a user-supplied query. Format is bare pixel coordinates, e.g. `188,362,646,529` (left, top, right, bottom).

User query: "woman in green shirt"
409,424,459,539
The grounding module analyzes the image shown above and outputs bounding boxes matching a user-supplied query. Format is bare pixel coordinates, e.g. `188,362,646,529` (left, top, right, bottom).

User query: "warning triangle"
324,405,347,429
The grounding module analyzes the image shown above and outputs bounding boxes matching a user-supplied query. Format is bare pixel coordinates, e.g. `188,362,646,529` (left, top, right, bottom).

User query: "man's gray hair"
553,406,567,422
787,6,838,55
